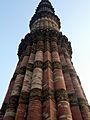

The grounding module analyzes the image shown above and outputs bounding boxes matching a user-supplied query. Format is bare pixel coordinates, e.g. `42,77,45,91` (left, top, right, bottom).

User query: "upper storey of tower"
36,0,55,14
30,0,61,32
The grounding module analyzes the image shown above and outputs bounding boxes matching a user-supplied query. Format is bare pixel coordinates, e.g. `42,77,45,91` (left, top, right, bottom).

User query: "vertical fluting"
0,59,22,120
1,0,90,119
15,46,34,120
0,73,17,120
69,67,90,119
62,45,90,120
51,36,72,120
60,47,83,120
42,39,57,120
3,46,30,120
27,39,43,120
0,71,17,119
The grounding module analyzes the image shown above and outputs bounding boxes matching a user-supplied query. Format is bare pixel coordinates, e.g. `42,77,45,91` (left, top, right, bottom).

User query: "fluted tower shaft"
0,0,90,120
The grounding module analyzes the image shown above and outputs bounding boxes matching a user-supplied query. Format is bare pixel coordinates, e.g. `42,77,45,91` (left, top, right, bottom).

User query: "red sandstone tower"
0,0,90,120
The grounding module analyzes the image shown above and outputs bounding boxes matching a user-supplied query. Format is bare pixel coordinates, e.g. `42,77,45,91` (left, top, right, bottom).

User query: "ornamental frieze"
52,61,62,70
55,89,68,102
30,88,42,98
19,92,29,104
19,67,26,75
27,63,34,72
43,60,52,70
42,88,54,101
68,93,78,106
34,61,43,69
31,17,59,32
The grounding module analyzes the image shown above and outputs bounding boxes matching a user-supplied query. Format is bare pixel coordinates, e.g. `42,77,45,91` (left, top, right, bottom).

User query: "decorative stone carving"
31,68,43,90
44,41,50,52
18,33,32,59
35,51,43,62
11,74,24,96
8,95,19,108
22,46,31,57
28,53,35,64
30,12,60,31
22,70,32,93
43,60,52,70
78,98,88,111
36,42,44,52
52,61,62,70
19,66,26,75
19,92,29,104
60,35,72,59
42,88,54,101
62,65,69,73
68,93,78,106
51,43,58,51
27,63,34,72
55,89,68,102
2,0,90,120
30,88,42,98
31,44,36,54
20,56,29,68
34,61,43,68
52,51,60,62
31,17,59,32
44,51,51,62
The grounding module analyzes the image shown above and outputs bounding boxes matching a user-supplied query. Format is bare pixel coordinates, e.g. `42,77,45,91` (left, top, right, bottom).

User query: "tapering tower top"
30,0,61,32
36,0,55,14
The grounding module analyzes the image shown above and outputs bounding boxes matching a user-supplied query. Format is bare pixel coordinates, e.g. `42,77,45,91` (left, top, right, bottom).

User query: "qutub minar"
0,0,90,120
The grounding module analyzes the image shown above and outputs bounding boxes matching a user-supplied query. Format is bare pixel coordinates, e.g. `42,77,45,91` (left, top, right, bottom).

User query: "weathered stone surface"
68,93,78,106
19,92,29,104
71,106,83,120
62,64,69,73
55,89,68,102
2,0,90,120
11,74,24,96
42,99,57,120
27,99,42,120
31,44,36,53
52,51,60,62
15,104,27,120
27,63,33,72
19,67,26,75
43,68,53,90
78,98,90,120
30,88,42,97
44,51,51,62
52,61,62,70
22,70,32,93
28,53,35,63
51,41,58,52
34,61,43,68
31,68,43,90
35,51,43,62
3,95,19,120
54,69,66,90
63,71,75,93
57,101,72,120
42,88,54,101
44,41,50,52
20,56,29,67
43,60,52,70
71,74,85,99
36,40,44,51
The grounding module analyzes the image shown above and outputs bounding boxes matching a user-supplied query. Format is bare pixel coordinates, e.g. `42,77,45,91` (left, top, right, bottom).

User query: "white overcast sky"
0,0,90,107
